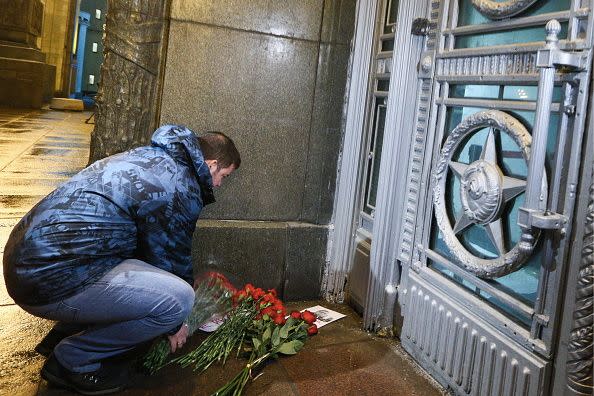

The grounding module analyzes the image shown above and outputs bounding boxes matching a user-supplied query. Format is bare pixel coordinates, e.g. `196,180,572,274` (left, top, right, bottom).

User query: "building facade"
87,0,593,394
327,0,593,395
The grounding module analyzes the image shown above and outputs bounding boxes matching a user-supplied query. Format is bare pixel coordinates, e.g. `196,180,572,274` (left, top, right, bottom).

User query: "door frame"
325,0,433,332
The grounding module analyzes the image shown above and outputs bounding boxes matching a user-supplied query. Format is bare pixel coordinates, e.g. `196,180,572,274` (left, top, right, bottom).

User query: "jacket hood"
151,124,215,205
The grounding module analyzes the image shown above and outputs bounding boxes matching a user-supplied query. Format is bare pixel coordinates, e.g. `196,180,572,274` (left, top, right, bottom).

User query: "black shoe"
35,325,86,357
41,353,126,395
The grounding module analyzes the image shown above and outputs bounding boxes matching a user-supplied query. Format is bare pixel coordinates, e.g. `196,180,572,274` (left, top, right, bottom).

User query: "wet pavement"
0,108,445,396
0,108,93,395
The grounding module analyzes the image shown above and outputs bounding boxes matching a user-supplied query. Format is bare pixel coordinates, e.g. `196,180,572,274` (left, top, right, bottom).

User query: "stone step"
0,43,45,62
0,56,55,108
49,98,84,111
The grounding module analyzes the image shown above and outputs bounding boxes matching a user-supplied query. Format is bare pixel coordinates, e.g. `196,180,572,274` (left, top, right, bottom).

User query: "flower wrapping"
143,272,236,374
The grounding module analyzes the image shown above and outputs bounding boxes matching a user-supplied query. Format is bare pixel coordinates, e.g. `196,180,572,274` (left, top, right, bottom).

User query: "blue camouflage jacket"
3,125,214,306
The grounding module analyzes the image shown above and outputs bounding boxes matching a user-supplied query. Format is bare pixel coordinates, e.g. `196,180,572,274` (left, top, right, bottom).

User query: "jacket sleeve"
135,194,197,285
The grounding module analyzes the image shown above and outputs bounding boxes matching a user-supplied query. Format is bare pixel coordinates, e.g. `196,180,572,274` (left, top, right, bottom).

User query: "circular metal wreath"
432,110,547,279
471,0,539,20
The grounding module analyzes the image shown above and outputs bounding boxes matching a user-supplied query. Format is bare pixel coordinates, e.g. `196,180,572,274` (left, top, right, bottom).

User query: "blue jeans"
21,259,195,373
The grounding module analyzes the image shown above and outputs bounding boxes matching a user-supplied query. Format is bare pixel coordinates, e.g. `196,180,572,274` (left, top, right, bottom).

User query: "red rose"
272,301,284,312
301,310,316,324
213,272,228,282
244,284,255,294
234,290,247,301
267,289,277,297
252,288,265,300
261,307,276,319
263,294,275,302
290,311,301,319
273,315,286,326
307,324,318,335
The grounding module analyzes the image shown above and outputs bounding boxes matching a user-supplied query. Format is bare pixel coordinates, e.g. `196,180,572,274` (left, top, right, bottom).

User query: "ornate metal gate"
398,0,593,394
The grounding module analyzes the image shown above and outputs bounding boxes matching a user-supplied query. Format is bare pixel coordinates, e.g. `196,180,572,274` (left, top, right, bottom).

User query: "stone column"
0,0,56,108
89,0,171,162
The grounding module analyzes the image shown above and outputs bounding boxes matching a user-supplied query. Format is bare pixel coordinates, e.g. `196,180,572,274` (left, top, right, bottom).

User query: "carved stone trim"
432,110,546,278
90,0,171,162
566,181,594,395
471,0,539,20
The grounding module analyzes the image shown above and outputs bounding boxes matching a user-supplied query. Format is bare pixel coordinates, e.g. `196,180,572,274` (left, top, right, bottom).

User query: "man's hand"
167,323,189,353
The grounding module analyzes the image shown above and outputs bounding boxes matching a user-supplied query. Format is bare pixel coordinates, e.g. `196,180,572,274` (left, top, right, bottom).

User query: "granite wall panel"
192,220,287,296
161,22,318,221
283,223,328,300
321,0,357,44
171,0,324,41
301,42,350,223
161,0,356,299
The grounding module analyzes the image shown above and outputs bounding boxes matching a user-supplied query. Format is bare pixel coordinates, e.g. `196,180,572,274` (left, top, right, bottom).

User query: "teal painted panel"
429,91,563,316
456,23,568,48
455,0,571,48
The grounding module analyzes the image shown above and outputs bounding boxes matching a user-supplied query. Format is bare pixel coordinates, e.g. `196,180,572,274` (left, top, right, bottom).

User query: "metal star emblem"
447,128,527,256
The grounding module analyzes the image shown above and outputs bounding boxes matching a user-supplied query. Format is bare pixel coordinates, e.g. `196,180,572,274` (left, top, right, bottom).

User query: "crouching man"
3,125,240,394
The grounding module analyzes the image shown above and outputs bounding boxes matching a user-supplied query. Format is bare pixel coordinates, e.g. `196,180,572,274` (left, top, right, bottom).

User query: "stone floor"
0,108,445,396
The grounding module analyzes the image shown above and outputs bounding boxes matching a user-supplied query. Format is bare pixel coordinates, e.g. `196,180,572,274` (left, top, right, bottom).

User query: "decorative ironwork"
398,0,441,262
432,110,547,278
567,182,594,395
411,18,431,36
90,0,171,162
471,0,539,20
437,53,538,80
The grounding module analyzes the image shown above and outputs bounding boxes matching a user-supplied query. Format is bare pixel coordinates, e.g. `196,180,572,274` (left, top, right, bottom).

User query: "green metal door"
398,0,593,394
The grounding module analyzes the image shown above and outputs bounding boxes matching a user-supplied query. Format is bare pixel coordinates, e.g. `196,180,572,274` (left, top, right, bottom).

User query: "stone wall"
0,0,56,108
39,0,75,95
160,0,355,299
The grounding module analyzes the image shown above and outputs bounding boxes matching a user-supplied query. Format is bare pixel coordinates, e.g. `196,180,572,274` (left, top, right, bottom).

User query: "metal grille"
403,273,547,396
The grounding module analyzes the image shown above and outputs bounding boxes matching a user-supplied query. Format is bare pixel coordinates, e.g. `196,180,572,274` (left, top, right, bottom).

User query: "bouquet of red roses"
172,283,318,395
143,272,236,374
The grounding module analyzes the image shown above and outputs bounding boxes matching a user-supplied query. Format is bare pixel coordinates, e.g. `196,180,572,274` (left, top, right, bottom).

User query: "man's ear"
206,159,218,170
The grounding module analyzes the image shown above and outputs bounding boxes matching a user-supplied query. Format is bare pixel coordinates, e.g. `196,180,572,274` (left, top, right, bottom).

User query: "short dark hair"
198,131,241,169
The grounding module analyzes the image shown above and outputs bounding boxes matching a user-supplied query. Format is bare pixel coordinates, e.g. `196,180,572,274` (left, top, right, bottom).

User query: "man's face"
206,160,235,187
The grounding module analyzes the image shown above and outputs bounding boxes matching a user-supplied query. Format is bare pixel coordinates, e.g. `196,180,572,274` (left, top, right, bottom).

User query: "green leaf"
277,340,304,355
252,337,261,351
292,340,304,352
272,326,280,347
279,322,290,339
262,326,271,344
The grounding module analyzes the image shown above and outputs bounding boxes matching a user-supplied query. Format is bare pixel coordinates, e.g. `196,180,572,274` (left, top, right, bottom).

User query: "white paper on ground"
303,305,346,328
198,313,227,332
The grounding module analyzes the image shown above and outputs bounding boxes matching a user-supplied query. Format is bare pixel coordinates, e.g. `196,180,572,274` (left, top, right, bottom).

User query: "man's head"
198,132,241,187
